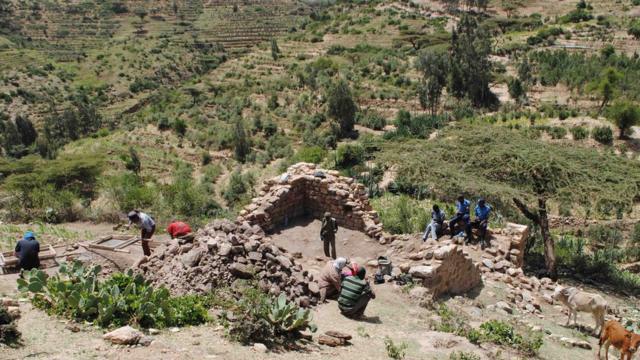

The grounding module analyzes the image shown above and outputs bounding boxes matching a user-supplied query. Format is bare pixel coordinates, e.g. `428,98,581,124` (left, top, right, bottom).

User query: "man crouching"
338,267,375,319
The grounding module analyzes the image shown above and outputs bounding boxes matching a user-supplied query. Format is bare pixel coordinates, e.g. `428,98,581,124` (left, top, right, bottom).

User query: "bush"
18,262,209,329
592,126,613,145
632,223,640,245
221,286,316,347
387,111,446,139
222,169,254,206
479,320,543,356
373,195,430,235
356,111,386,130
102,173,157,211
129,77,159,93
587,224,623,248
292,146,326,164
570,126,588,140
547,126,567,139
384,337,408,360
173,119,187,137
449,352,480,360
335,143,365,168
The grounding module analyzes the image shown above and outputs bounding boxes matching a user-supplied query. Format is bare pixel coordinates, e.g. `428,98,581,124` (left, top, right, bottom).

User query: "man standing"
449,195,472,243
338,267,375,319
320,212,338,259
167,220,193,242
14,231,40,271
128,210,156,256
422,204,446,241
472,198,492,249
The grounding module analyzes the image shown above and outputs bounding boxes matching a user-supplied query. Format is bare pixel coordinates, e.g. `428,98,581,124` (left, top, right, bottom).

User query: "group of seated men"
422,195,492,249
318,257,376,319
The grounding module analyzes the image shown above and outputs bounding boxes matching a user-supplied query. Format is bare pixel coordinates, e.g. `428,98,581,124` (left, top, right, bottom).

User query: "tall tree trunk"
513,197,557,280
537,197,556,280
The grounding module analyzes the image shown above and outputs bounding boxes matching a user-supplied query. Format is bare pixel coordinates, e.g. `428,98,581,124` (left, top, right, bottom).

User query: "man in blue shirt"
472,198,492,249
449,195,472,243
14,231,40,270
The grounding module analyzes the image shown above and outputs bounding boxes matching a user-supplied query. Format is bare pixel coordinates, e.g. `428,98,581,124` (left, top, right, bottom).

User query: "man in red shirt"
167,220,193,242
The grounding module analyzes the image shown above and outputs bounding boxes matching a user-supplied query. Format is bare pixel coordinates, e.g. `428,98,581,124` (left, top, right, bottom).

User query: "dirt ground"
1,219,639,359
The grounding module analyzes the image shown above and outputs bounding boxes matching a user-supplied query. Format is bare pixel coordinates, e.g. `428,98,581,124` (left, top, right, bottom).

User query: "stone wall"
491,223,529,267
238,163,384,239
407,244,482,299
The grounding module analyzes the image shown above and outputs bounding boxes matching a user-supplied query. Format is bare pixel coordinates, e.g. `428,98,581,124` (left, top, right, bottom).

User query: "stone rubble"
138,219,320,307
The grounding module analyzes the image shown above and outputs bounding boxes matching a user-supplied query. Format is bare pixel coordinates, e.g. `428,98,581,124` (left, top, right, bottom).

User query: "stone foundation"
238,163,384,239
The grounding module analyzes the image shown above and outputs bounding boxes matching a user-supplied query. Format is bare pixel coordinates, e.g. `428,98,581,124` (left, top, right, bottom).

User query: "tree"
501,0,520,17
448,14,497,107
184,87,202,105
415,49,448,115
608,100,640,139
589,67,621,114
508,77,525,104
123,147,141,174
326,79,357,137
14,115,37,147
233,118,250,163
271,38,280,61
134,8,147,22
517,57,533,86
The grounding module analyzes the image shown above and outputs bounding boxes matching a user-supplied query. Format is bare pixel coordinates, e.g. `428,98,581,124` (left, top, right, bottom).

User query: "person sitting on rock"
422,204,446,242
320,212,338,259
167,220,193,243
449,195,472,243
14,231,40,271
471,198,492,249
338,267,375,319
127,210,156,256
318,257,349,303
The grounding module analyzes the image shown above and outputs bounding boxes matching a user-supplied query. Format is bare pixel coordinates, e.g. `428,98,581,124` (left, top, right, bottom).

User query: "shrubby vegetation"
18,262,209,329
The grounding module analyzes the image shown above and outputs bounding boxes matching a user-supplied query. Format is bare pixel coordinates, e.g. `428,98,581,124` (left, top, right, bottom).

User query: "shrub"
570,126,588,140
384,337,408,360
173,119,187,137
387,111,446,139
592,126,613,145
479,320,543,356
632,223,640,244
547,126,567,139
335,143,365,168
18,262,209,329
449,352,480,360
222,169,254,206
221,286,316,347
101,173,157,211
129,77,159,93
292,146,326,164
356,111,386,130
587,224,623,248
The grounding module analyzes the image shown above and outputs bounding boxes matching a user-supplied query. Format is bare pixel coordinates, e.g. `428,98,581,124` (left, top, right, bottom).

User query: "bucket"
377,256,392,276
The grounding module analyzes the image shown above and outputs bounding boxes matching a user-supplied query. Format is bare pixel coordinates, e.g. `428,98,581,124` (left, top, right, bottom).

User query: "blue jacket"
475,204,492,221
456,199,471,216
15,231,40,270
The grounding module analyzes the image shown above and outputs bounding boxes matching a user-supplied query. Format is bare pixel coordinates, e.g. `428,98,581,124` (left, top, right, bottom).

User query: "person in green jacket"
320,212,338,259
338,267,375,319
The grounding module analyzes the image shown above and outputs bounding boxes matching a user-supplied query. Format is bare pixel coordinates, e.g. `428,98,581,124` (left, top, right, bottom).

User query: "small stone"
409,266,434,279
253,343,268,353
103,326,143,345
148,328,160,335
139,336,154,347
169,327,180,333
308,282,320,295
482,259,494,270
495,301,513,314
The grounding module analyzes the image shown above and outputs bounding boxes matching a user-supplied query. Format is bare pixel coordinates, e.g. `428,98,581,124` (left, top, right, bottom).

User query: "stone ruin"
138,219,319,307
408,244,482,299
138,162,531,305
238,163,384,240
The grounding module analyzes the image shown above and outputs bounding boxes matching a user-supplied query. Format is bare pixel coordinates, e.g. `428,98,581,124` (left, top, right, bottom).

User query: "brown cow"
599,320,640,360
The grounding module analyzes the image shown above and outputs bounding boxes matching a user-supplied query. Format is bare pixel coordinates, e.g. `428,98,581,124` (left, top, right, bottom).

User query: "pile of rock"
406,243,482,299
238,163,384,240
137,219,319,307
485,267,557,315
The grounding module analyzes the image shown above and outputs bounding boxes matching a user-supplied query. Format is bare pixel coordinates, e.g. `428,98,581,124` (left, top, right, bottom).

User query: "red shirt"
167,222,192,238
